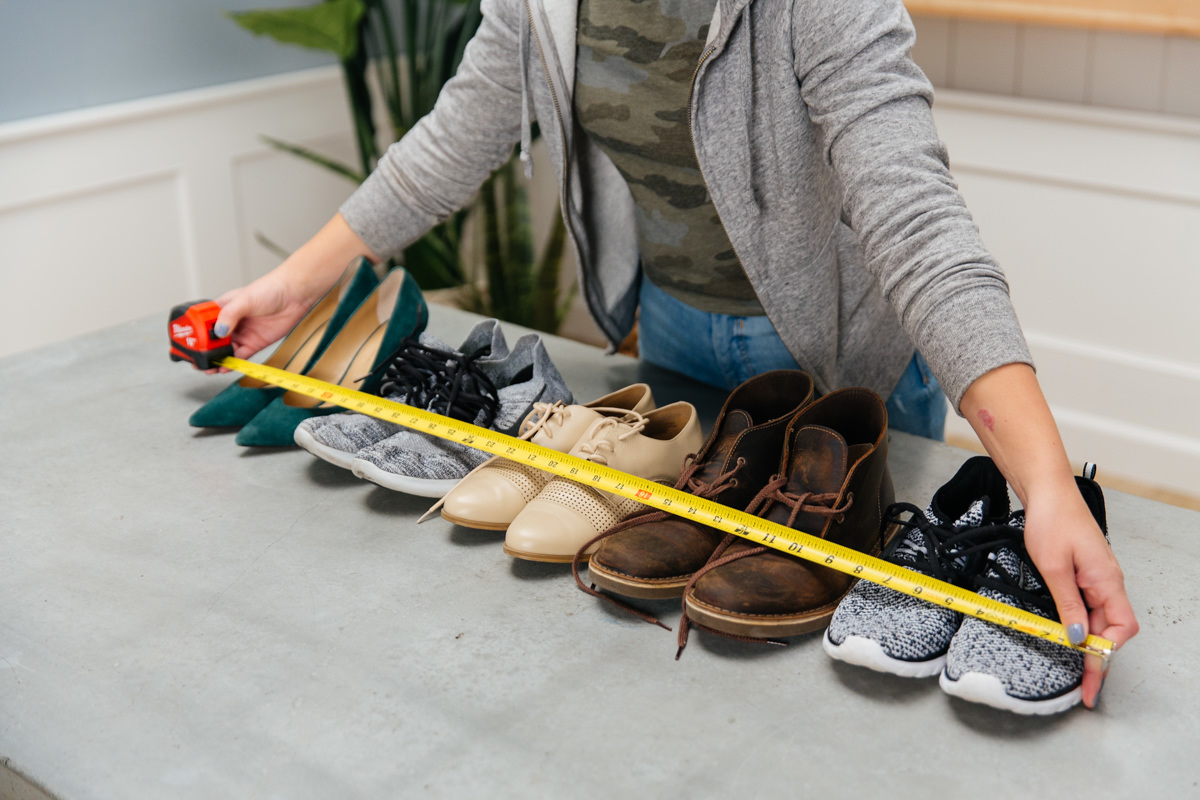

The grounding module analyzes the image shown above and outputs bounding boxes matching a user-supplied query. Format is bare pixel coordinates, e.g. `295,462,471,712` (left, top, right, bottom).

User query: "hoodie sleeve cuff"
912,285,1034,414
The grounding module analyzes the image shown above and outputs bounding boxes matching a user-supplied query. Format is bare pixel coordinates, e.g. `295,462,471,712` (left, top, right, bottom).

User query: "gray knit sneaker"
823,456,1014,678
350,334,573,497
939,465,1108,715
294,319,508,469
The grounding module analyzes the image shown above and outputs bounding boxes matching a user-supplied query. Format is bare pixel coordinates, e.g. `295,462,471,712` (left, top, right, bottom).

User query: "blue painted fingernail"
214,322,230,338
1067,623,1085,645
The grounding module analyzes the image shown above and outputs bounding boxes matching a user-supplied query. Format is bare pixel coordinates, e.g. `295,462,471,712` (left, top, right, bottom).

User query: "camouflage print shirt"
575,0,764,316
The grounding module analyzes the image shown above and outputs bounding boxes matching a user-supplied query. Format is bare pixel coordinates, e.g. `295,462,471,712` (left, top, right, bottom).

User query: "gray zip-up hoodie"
341,0,1033,409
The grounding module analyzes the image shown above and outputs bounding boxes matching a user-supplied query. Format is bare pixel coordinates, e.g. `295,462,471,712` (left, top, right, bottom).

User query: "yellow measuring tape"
216,356,1113,659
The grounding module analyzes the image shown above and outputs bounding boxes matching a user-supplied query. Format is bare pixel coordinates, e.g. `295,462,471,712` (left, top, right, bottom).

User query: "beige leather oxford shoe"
503,401,703,563
435,384,656,530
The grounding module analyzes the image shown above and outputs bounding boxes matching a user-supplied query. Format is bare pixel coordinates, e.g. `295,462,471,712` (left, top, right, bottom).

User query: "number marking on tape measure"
215,356,1112,659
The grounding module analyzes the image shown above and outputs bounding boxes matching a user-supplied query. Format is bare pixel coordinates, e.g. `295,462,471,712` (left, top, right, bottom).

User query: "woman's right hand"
210,270,314,366
207,213,380,369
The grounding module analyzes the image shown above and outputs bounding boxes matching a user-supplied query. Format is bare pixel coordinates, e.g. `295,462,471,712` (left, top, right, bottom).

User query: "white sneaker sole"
939,670,1082,715
294,426,358,470
351,457,461,498
822,630,946,678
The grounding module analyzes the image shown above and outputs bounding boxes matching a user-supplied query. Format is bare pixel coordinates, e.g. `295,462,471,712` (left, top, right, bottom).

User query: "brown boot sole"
440,509,509,531
587,561,689,599
502,544,590,564
682,521,904,639
683,596,839,638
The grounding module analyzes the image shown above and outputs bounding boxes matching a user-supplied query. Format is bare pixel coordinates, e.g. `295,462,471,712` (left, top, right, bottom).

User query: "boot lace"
674,475,853,658
571,453,749,630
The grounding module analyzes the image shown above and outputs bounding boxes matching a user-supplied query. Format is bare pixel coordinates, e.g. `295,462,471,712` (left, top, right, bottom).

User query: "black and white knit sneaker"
823,456,1015,678
939,465,1108,715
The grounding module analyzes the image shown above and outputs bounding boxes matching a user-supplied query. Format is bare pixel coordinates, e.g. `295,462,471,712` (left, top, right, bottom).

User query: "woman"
211,0,1137,706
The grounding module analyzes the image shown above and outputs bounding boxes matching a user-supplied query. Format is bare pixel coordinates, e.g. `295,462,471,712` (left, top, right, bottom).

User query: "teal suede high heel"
235,267,428,447
189,258,379,428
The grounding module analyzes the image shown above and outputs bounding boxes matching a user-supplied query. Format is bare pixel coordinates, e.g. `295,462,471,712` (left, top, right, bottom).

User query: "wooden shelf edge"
905,1,1200,38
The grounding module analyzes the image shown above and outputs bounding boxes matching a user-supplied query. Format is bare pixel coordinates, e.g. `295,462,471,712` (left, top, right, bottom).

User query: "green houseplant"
230,0,574,333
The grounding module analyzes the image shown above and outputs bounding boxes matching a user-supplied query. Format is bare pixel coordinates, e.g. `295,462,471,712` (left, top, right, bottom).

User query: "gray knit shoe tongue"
927,498,986,530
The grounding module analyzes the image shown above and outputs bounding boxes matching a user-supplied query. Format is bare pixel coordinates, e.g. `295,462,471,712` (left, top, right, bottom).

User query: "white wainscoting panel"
0,173,190,357
231,134,360,282
933,91,1200,494
0,66,356,359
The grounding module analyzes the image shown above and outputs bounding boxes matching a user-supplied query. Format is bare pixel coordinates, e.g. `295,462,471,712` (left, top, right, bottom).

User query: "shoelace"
573,413,649,464
571,453,749,630
970,512,1059,620
367,339,500,427
675,476,853,658
365,337,448,408
427,346,500,427
882,502,1024,586
516,402,645,443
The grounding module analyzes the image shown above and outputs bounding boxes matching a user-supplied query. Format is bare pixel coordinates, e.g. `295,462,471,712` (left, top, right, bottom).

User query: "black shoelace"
367,339,501,427
882,502,1023,587
970,511,1060,620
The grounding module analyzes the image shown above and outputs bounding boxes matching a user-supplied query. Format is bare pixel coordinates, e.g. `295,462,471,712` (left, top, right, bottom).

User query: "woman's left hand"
960,362,1140,709
1022,482,1139,708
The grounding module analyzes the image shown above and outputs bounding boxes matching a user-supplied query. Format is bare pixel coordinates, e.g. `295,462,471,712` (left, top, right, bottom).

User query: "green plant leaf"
229,0,366,60
403,220,468,290
260,135,365,183
534,209,568,331
233,0,581,329
500,159,535,327
480,172,507,320
253,230,293,261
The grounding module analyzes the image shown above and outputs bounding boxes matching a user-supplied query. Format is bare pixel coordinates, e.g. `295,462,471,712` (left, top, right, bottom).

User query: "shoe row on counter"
188,261,1114,717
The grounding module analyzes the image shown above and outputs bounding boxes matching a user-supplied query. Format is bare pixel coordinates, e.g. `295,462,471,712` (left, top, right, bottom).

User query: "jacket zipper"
523,0,567,156
524,0,623,350
687,45,717,159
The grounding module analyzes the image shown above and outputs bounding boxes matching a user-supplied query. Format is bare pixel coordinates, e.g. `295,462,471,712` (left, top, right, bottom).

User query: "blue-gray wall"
0,0,338,124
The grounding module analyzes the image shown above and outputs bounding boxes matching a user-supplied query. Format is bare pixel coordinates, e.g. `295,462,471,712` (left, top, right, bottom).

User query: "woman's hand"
210,270,313,365
960,363,1139,708
206,213,379,370
1021,477,1139,707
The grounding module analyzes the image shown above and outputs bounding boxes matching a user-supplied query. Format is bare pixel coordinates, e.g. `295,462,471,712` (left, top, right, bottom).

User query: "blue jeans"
638,279,948,440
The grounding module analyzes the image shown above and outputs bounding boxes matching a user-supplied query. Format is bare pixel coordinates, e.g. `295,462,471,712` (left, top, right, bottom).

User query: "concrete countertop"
1,305,1196,799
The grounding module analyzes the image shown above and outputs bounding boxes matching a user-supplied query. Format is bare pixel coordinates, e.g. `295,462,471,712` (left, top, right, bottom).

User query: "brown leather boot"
680,387,898,642
579,370,815,600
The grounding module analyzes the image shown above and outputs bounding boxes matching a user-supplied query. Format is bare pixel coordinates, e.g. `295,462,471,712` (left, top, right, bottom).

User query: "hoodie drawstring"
519,8,535,179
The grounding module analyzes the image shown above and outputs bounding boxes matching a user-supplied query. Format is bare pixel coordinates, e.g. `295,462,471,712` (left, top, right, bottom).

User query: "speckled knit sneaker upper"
823,456,1014,678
